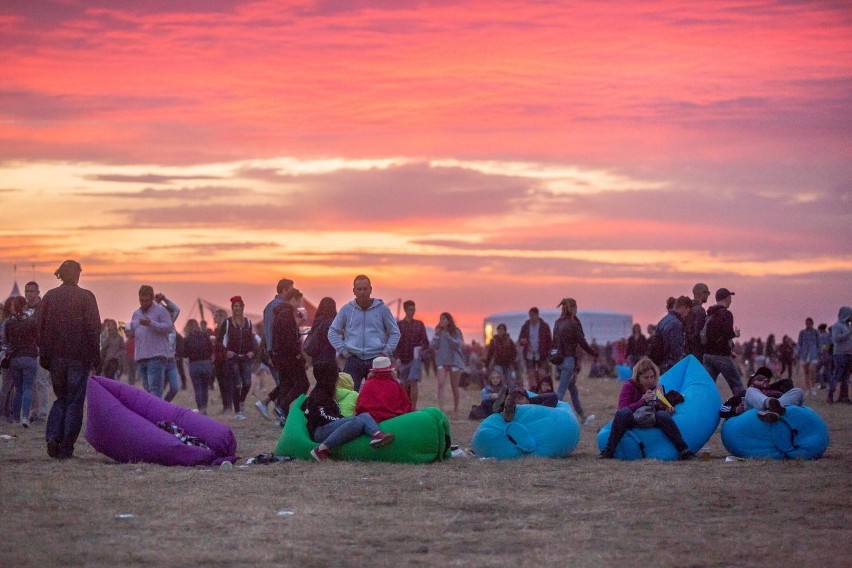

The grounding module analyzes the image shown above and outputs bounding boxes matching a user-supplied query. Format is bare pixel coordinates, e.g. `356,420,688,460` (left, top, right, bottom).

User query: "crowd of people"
1,261,850,461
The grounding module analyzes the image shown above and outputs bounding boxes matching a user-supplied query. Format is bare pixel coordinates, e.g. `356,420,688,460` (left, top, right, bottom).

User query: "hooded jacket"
328,298,401,360
355,370,412,422
830,306,852,356
703,304,737,357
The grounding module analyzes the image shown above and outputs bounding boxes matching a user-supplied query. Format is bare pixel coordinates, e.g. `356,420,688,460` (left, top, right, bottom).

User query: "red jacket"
355,372,412,422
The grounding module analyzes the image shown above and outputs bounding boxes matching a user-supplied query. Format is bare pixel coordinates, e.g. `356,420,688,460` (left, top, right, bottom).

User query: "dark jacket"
36,282,101,367
5,316,38,359
704,304,737,357
217,317,254,356
184,330,213,363
301,394,342,438
486,334,517,368
684,302,707,358
304,316,337,364
395,318,429,364
271,303,301,359
626,334,648,361
518,319,553,362
553,317,598,360
656,310,686,369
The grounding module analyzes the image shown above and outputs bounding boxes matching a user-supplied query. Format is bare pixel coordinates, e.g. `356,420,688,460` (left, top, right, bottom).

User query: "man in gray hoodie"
828,306,852,404
328,275,400,391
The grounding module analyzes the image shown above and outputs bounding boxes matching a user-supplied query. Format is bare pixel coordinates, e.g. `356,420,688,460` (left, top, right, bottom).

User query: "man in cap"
701,288,745,397
684,282,710,361
36,260,101,459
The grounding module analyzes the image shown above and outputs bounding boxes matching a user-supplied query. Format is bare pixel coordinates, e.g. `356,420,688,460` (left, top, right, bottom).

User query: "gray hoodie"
830,306,852,356
327,298,400,360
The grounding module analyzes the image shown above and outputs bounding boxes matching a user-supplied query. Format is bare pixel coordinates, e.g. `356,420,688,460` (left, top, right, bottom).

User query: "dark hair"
497,323,507,331
403,300,415,310
55,260,82,283
353,274,371,286
310,361,339,401
440,312,459,335
315,297,337,320
5,296,26,318
138,285,154,296
276,278,294,294
284,288,302,301
666,296,676,310
528,307,539,316
25,281,39,291
675,295,692,310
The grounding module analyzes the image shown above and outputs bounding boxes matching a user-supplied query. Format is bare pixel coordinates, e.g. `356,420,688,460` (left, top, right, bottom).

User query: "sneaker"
234,411,246,420
254,400,270,420
310,446,330,462
20,416,29,429
583,414,596,425
765,398,786,416
369,431,395,448
757,410,780,423
273,405,286,421
502,394,517,422
679,450,696,461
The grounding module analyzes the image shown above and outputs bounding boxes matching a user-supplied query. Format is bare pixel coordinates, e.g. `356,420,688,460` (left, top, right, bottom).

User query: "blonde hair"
631,357,660,384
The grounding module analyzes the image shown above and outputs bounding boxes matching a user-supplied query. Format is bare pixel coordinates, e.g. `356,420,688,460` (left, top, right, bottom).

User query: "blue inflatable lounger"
721,406,829,460
596,355,721,461
471,400,581,460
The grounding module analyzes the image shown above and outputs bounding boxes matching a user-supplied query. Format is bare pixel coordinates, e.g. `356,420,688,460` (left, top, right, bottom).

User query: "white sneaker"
20,416,29,429
234,412,246,420
254,400,270,420
583,414,596,425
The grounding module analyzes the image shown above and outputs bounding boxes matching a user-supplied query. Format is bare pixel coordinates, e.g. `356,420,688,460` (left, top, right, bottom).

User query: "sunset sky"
1,0,850,342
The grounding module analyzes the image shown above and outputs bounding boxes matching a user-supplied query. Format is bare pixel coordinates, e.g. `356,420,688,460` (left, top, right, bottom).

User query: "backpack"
646,332,664,366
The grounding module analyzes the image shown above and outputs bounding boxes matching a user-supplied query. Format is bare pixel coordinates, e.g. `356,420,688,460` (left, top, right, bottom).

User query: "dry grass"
2,368,850,567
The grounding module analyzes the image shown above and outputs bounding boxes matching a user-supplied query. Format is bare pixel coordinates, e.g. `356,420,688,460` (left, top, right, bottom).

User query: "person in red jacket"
355,357,412,423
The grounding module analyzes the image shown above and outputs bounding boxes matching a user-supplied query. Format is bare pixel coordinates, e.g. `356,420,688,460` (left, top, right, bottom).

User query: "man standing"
518,307,552,391
129,285,174,399
24,281,50,423
262,278,294,385
701,288,745,397
827,306,852,404
36,260,101,459
394,300,429,409
685,282,710,362
328,275,400,391
655,295,692,373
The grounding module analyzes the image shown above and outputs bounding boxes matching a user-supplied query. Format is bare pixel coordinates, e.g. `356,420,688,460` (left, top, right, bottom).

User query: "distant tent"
8,280,20,298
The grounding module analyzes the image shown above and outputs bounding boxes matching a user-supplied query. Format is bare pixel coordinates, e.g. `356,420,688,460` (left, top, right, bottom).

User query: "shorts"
398,359,423,384
438,365,462,373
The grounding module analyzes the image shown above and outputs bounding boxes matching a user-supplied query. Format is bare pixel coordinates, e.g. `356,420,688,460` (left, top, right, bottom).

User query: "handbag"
547,348,564,366
632,405,656,427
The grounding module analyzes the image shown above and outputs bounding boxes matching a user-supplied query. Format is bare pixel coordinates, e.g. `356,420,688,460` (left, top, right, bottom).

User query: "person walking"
36,260,101,459
552,297,598,424
701,288,746,397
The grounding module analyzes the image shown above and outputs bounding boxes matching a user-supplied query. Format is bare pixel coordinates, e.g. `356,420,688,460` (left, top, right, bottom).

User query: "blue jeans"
556,357,584,418
164,358,181,402
46,357,90,458
603,407,689,454
138,356,167,398
702,354,745,397
11,356,37,422
189,360,212,412
312,414,381,449
829,353,851,401
343,356,375,392
227,355,252,412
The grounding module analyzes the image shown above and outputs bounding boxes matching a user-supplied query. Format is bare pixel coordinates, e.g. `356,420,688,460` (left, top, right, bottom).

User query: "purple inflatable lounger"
85,375,237,466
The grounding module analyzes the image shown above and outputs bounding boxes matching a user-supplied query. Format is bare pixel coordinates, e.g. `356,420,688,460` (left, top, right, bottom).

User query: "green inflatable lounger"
274,395,452,463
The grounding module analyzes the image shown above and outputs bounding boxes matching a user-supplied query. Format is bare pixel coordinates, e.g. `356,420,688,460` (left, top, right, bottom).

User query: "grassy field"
2,367,850,567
